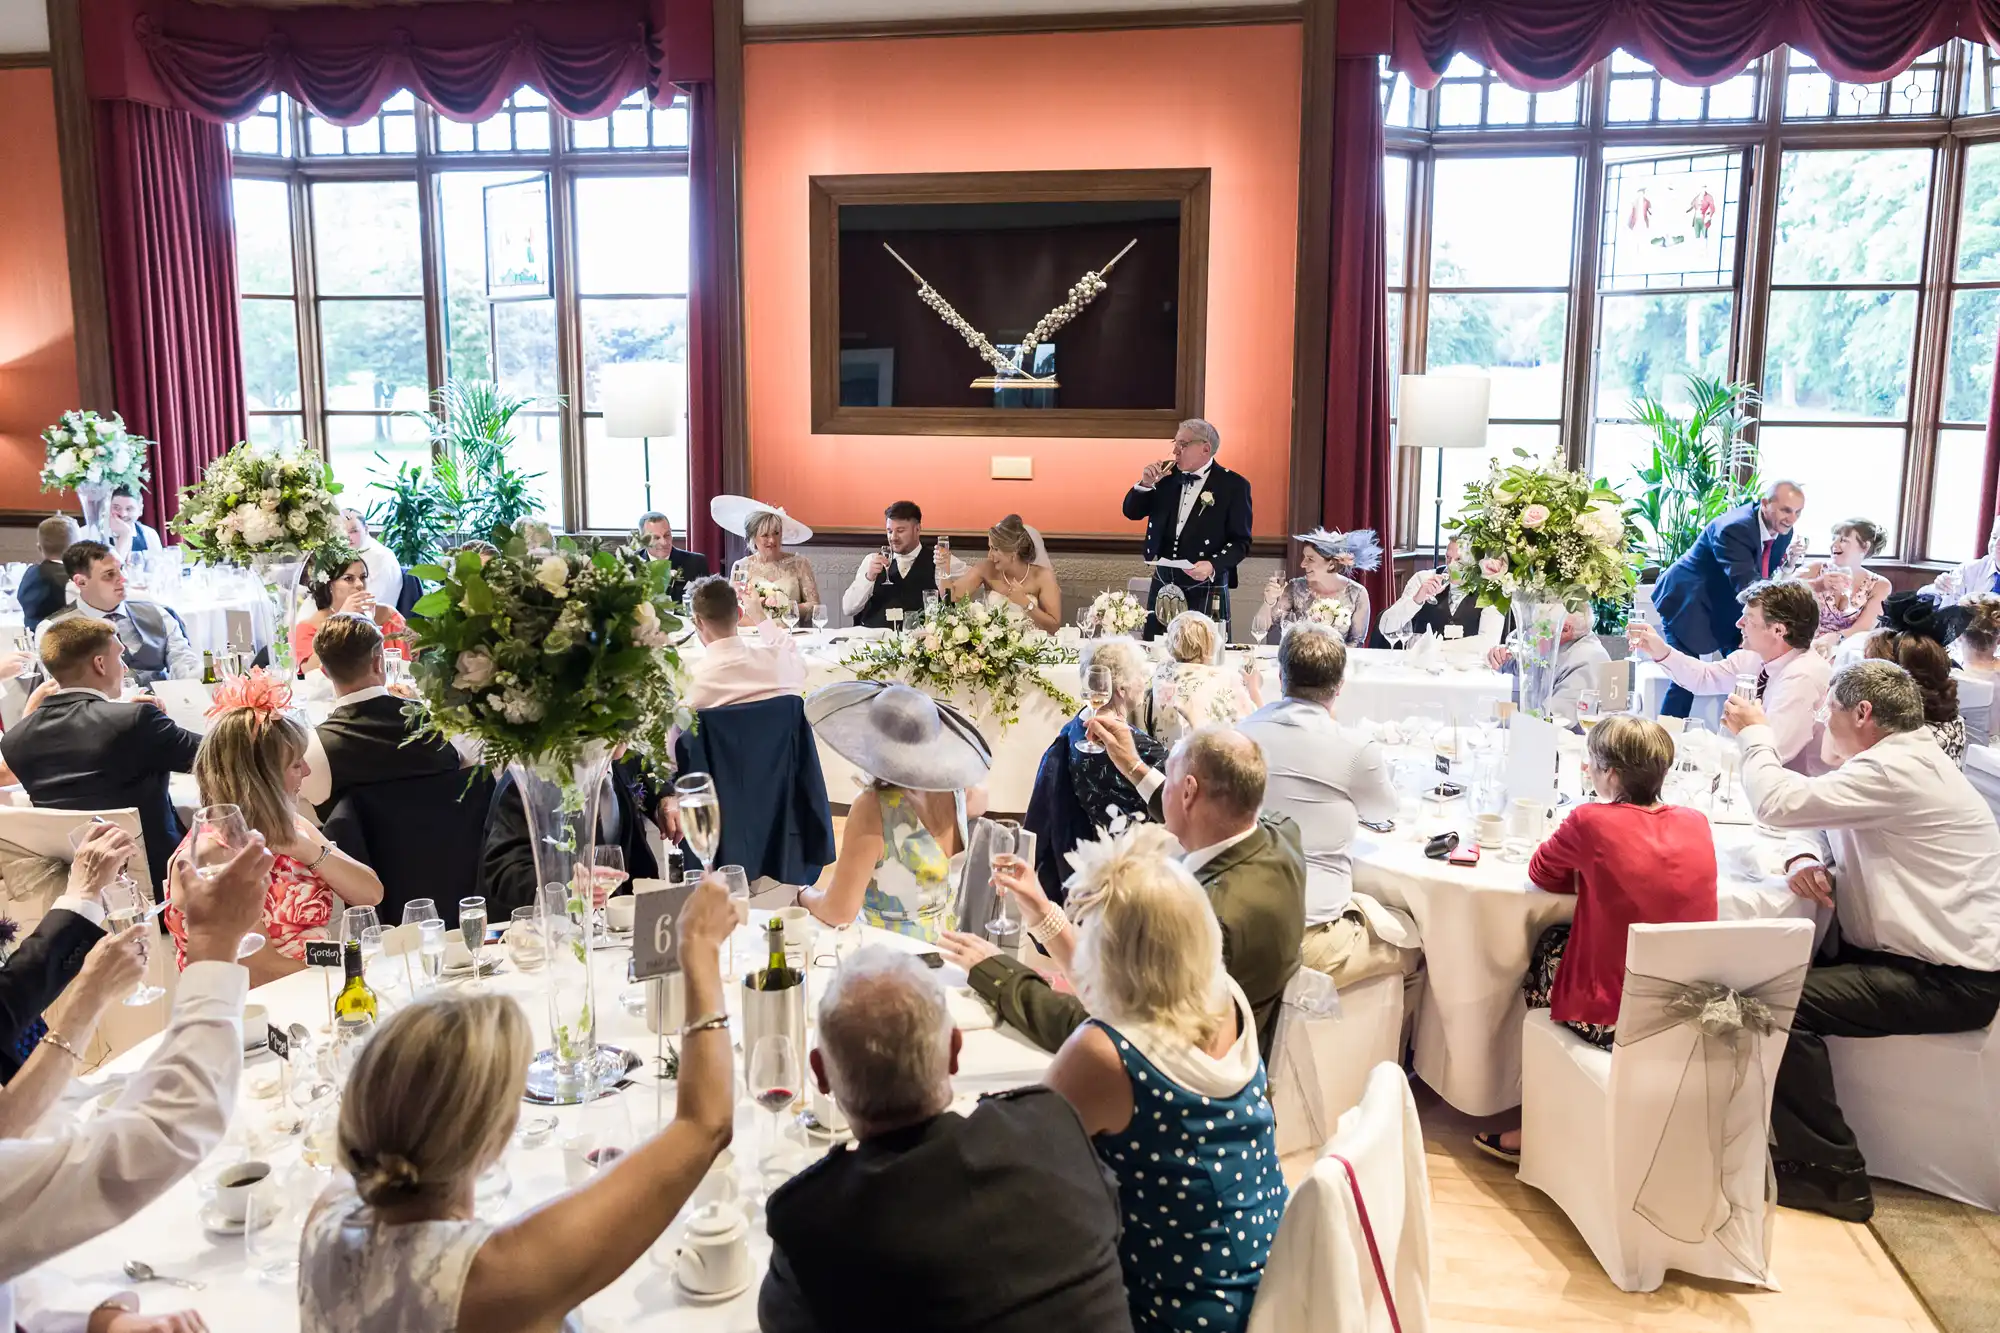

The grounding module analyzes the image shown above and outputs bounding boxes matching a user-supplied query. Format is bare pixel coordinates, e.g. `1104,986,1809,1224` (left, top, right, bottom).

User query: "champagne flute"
748,1033,799,1179
982,826,1020,939
458,896,488,973
717,864,751,976
417,918,446,986
1076,663,1113,756
191,804,266,959
675,773,721,873
67,823,164,1006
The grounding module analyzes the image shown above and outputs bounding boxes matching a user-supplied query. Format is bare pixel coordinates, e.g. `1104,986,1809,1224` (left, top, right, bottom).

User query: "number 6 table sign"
630,880,698,1104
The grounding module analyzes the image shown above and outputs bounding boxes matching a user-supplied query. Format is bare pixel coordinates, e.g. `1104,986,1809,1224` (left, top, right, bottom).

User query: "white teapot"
676,1201,755,1298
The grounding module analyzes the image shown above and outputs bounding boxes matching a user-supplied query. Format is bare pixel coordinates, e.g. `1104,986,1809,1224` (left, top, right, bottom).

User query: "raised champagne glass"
191,804,266,960
1075,663,1114,756
676,773,722,873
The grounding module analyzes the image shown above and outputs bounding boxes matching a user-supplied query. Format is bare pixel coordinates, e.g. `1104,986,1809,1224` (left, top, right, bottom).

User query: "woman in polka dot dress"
1041,826,1286,1333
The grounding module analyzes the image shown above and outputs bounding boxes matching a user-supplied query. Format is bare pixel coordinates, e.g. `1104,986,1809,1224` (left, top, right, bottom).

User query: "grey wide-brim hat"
806,682,992,792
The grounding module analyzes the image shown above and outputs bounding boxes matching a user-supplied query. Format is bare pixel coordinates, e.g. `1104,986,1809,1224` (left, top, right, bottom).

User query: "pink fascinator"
205,667,294,721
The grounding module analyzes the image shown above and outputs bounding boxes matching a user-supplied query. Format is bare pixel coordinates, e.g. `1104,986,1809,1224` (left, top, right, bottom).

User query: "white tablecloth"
0,589,273,659
38,917,1047,1332
747,636,1513,814
1353,809,1823,1117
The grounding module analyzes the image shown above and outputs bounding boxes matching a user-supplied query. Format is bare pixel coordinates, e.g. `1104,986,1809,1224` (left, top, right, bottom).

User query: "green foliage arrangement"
1447,452,1640,612
368,382,550,567
1628,376,1762,569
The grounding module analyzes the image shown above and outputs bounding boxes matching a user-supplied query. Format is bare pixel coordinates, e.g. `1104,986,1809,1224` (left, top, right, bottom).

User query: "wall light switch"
991,455,1034,480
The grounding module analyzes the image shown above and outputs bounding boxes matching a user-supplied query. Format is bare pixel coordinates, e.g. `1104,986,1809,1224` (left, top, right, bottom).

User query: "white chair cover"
1269,968,1405,1160
1829,1019,2000,1210
1957,674,1994,749
0,805,148,915
152,680,215,735
1966,745,2000,826
1518,918,1814,1293
1250,1062,1430,1333
0,678,28,733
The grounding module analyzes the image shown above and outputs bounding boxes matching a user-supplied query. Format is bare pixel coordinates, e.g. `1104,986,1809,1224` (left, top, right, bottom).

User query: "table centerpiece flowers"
1447,451,1638,718
841,596,1076,729
40,411,152,537
1082,589,1147,638
405,520,691,1102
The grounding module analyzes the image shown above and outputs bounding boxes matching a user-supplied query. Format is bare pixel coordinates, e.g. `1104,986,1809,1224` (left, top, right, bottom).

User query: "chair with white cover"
1249,1062,1429,1333
1965,744,2000,827
1956,673,1994,748
1269,966,1406,1160
1518,918,1814,1293
1827,1018,2000,1210
0,805,147,924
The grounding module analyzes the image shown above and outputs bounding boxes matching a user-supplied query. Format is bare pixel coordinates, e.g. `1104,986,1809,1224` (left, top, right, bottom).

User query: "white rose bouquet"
406,523,690,773
1447,451,1639,611
842,596,1075,727
1083,590,1146,637
1305,598,1354,634
753,581,792,618
172,440,343,562
40,411,150,494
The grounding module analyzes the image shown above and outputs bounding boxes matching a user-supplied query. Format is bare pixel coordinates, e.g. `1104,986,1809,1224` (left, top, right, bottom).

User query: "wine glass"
982,826,1020,940
458,896,488,973
748,1034,800,1179
1075,606,1093,637
675,773,721,872
191,805,266,959
400,899,438,929
567,1093,633,1180
717,865,751,975
798,603,820,631
1076,663,1114,756
244,1163,313,1281
68,824,164,1006
339,904,380,950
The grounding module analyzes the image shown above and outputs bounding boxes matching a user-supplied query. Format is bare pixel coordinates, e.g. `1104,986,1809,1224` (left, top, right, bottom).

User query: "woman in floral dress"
165,671,384,987
1151,611,1261,745
1801,519,1891,655
1252,528,1381,646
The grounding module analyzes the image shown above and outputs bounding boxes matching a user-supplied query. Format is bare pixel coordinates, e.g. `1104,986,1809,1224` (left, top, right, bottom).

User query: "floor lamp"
1396,374,1491,567
601,362,683,529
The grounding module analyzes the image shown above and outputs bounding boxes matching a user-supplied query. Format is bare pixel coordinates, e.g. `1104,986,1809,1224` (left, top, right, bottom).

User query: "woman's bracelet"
39,1029,83,1062
1026,905,1071,945
680,1013,730,1037
304,841,333,871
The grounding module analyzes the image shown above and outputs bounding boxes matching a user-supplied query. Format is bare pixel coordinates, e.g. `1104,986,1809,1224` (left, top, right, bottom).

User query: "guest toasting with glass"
1123,419,1252,633
714,495,818,622
1251,528,1380,647
841,500,967,629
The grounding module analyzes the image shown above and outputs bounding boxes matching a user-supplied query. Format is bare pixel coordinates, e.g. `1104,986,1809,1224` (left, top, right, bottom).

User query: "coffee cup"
242,1004,268,1050
776,906,814,969
676,1202,754,1297
213,1159,271,1224
1475,813,1506,849
605,896,637,934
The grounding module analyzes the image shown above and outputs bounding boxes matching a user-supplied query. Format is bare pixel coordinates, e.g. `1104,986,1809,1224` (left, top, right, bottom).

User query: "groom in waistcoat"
1122,419,1253,637
842,501,967,629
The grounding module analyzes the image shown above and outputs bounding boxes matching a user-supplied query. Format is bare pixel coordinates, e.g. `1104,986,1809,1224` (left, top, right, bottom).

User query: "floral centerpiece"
406,520,689,1102
172,440,345,673
1446,452,1638,718
41,411,151,535
753,580,792,621
1305,598,1355,635
1082,590,1147,638
842,597,1076,728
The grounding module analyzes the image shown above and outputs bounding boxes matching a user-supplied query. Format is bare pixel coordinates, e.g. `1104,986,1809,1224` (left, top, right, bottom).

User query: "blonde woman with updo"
1150,611,1261,745
299,876,743,1333
164,672,382,988
1959,593,2000,682
944,514,1063,632
1038,825,1284,1333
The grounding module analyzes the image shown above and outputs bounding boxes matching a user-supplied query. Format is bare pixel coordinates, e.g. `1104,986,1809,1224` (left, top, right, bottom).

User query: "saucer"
672,1270,753,1305
798,1109,851,1143
201,1204,275,1236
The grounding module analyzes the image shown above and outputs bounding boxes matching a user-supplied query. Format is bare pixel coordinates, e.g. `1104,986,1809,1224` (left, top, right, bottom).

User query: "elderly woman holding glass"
1151,611,1260,745
1253,528,1380,647
715,495,819,622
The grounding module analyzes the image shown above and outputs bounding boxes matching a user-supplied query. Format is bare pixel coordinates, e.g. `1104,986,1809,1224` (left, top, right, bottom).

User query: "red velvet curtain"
1392,0,1987,90
96,100,246,534
683,80,727,565
1322,57,1397,614
1981,342,2000,556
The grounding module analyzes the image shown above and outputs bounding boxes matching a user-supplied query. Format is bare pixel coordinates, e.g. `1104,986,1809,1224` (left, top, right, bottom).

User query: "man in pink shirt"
684,575,808,711
1629,578,1831,772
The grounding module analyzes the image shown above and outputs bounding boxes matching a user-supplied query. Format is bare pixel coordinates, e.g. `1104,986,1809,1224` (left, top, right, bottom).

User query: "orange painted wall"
743,25,1302,538
0,68,75,513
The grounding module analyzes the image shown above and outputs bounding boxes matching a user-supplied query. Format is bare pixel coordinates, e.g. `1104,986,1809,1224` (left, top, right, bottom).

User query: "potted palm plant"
367,381,551,567
1629,375,1762,571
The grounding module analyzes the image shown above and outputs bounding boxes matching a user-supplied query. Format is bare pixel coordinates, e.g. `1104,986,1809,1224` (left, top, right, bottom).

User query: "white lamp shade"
1397,375,1490,450
601,362,681,439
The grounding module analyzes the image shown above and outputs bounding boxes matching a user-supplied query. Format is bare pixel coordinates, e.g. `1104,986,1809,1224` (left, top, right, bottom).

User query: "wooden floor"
1419,1090,1937,1333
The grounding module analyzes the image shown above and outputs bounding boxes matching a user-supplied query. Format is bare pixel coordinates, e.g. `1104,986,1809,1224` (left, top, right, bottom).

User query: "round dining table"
38,913,1045,1333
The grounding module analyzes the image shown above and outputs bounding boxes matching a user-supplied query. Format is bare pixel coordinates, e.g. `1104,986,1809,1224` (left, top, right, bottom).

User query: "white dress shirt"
1181,821,1257,877
98,522,164,565
0,961,247,1328
1170,463,1213,541
1653,643,1831,770
1376,568,1505,641
839,547,967,617
1741,723,2000,971
685,622,809,711
352,537,404,609
1238,698,1398,926
68,599,201,682
1926,552,2000,604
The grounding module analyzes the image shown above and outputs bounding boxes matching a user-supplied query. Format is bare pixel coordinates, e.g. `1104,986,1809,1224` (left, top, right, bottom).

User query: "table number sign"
632,880,697,982
304,939,342,1028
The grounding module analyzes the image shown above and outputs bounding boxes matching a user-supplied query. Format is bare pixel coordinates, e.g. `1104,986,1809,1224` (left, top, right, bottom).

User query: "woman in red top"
1476,715,1717,1164
292,555,411,674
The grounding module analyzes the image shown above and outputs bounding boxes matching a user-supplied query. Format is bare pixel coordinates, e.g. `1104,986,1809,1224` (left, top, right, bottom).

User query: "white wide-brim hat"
805,682,992,792
710,495,812,545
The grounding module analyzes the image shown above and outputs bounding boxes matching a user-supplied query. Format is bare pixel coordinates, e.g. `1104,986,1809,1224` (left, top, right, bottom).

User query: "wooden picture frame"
809,168,1210,438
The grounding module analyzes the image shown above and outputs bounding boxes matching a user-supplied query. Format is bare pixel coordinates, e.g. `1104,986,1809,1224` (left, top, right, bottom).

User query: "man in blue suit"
1651,480,1806,717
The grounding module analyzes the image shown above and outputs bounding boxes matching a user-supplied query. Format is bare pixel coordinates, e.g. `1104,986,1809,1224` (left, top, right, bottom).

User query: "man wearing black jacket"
1122,419,1253,633
301,613,465,820
2,617,200,898
481,758,663,918
15,515,76,632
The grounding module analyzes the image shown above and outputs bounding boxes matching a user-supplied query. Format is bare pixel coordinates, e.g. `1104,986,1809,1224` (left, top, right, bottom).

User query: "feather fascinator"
1293,528,1384,573
205,667,294,721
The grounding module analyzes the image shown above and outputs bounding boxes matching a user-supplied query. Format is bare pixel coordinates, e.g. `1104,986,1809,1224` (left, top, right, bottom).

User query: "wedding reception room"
8,0,2000,1328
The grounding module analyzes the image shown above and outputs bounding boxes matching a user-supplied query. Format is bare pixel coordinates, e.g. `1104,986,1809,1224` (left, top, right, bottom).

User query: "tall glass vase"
1510,585,1572,720
248,549,305,675
75,481,111,537
512,742,619,1104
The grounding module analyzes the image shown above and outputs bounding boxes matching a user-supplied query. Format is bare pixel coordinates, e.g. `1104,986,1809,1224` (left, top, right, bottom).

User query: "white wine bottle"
334,938,378,1028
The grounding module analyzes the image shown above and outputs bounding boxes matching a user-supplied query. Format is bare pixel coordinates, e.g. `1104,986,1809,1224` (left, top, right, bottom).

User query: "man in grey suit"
46,542,199,684
1238,623,1417,987
1486,607,1611,717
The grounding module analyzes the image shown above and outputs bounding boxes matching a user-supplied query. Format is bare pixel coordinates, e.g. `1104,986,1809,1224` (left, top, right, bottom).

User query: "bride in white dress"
943,514,1063,632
